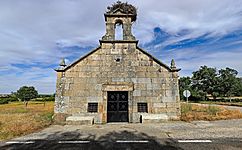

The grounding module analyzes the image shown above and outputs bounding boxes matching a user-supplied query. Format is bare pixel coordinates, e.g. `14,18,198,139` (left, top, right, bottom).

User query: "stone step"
66,116,94,125
141,114,168,123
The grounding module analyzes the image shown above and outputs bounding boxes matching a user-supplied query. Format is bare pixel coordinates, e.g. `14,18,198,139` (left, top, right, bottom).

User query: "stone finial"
59,58,66,67
55,58,66,72
170,59,176,69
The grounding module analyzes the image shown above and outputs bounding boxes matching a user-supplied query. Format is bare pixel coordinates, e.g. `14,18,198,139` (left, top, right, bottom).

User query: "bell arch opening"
115,20,123,40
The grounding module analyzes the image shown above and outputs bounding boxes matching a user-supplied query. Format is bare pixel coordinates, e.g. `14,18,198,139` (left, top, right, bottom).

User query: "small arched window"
115,20,123,40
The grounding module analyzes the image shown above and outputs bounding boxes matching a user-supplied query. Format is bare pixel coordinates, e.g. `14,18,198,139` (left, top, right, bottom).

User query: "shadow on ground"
0,130,181,150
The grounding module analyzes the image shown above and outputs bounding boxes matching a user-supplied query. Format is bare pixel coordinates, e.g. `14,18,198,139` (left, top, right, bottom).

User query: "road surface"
0,119,242,150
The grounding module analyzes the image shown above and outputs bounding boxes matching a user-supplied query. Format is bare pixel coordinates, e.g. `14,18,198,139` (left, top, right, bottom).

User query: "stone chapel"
54,1,181,124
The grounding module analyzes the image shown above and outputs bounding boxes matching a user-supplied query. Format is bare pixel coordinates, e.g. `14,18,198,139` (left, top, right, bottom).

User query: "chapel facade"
54,1,181,124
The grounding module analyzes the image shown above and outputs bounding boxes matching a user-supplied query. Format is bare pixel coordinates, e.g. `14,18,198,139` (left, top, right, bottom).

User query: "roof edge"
137,47,180,72
57,46,101,72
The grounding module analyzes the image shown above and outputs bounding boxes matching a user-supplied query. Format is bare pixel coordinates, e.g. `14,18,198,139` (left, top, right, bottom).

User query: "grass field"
0,101,54,141
181,103,242,122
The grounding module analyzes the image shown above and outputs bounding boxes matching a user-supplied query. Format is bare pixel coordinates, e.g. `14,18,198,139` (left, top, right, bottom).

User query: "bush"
6,97,18,102
43,97,55,101
0,96,18,104
33,97,55,102
0,98,9,105
41,112,54,122
232,98,242,102
32,98,44,101
207,105,220,115
181,103,192,114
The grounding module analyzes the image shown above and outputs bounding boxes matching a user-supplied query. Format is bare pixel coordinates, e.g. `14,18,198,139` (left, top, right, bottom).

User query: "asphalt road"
1,119,242,150
1,138,241,150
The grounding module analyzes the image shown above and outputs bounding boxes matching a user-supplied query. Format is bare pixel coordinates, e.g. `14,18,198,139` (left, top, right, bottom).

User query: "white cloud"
149,1,240,42
0,65,56,94
0,0,242,93
160,48,242,77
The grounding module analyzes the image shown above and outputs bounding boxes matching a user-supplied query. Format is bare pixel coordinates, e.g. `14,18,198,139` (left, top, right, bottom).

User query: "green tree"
235,78,242,96
218,68,239,101
234,78,242,96
16,86,38,107
192,66,219,100
179,66,242,102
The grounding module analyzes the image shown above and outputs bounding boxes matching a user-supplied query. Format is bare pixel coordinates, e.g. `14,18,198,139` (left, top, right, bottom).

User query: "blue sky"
0,0,242,94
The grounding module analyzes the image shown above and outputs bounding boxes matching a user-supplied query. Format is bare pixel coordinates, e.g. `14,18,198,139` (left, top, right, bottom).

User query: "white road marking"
58,141,90,144
116,140,149,143
6,141,35,144
178,140,212,143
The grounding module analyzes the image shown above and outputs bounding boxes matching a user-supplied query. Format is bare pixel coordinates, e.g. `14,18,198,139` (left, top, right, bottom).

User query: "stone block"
152,90,161,96
66,116,94,125
161,96,175,102
132,96,146,102
146,84,160,91
135,66,147,72
131,113,141,123
146,72,158,78
166,102,179,108
141,90,147,96
95,84,102,91
134,83,146,90
137,78,151,83
153,84,161,90
133,90,141,96
136,71,146,77
151,78,160,83
146,84,152,90
141,114,168,123
144,90,153,96
146,67,158,72
112,78,125,82
102,83,134,91
124,78,132,82
153,103,166,108
87,96,102,102
151,107,167,113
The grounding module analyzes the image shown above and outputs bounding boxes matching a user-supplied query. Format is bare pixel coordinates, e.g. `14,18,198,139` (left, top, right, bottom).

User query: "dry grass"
181,103,242,122
0,101,54,141
200,101,242,107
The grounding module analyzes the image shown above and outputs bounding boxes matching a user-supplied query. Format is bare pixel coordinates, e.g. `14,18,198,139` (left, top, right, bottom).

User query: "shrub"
232,98,242,102
6,97,18,102
34,97,55,102
207,105,220,115
32,98,44,101
181,103,192,114
41,112,54,122
43,97,55,101
0,98,9,105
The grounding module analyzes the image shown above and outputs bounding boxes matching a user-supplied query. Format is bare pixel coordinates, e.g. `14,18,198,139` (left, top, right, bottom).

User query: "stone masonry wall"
55,42,180,123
